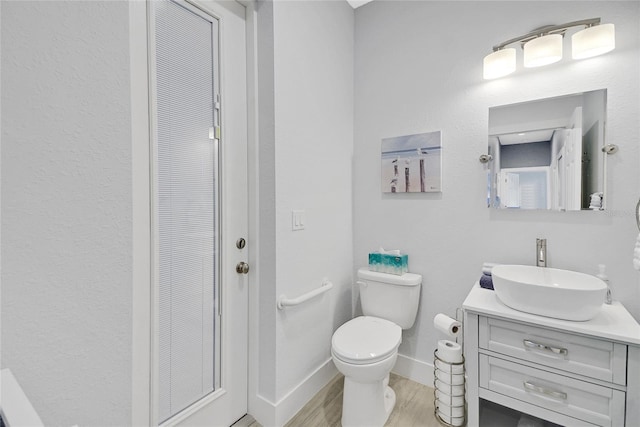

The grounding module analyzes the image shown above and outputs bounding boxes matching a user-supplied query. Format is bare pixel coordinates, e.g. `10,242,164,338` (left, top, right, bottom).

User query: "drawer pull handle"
523,339,568,356
523,381,567,401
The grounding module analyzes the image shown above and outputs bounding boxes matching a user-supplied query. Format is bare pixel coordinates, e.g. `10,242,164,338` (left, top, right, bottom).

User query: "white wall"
254,0,279,409
253,0,354,424
1,2,132,425
272,0,354,400
354,1,640,378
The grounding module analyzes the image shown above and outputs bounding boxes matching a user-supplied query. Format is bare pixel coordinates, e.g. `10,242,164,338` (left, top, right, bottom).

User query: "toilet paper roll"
435,379,465,396
437,410,465,426
437,402,465,418
436,370,465,385
435,359,464,374
436,390,464,407
434,313,461,338
437,340,463,363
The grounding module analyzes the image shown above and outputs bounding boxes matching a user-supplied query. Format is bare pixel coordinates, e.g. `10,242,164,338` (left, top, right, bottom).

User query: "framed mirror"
487,89,607,211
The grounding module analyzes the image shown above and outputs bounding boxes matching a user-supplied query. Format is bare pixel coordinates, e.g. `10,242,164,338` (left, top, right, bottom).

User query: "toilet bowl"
332,316,401,426
331,269,422,427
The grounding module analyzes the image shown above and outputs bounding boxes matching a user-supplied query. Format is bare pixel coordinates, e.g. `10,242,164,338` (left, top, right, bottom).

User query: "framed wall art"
381,131,442,193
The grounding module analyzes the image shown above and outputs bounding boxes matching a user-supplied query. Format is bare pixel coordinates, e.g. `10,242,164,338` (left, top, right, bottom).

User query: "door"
565,107,583,211
498,171,520,208
556,148,566,210
149,0,248,425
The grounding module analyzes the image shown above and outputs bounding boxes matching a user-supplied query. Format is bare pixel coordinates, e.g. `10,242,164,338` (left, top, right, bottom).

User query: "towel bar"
277,279,333,309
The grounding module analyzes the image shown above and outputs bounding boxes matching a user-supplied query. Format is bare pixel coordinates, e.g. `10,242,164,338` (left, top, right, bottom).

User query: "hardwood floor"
245,373,441,427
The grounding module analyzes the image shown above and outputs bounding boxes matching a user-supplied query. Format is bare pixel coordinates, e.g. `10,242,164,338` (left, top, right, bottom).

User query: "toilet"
331,268,422,427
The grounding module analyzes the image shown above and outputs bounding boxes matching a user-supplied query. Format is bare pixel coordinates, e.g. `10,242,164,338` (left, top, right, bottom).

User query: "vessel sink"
491,265,607,321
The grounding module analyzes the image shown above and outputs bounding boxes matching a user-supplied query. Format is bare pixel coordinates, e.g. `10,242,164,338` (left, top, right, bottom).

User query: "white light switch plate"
292,210,305,231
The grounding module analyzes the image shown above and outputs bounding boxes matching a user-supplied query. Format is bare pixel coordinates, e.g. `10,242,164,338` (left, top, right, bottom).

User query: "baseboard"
249,393,276,427
274,359,337,426
251,354,433,426
392,353,434,387
249,359,338,427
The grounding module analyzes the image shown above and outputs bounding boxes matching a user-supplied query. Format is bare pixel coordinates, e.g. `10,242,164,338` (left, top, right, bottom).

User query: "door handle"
236,262,249,274
523,381,567,401
523,339,568,356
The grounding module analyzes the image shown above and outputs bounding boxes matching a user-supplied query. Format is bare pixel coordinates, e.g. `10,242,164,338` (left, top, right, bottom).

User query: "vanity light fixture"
524,34,563,67
483,18,615,79
572,23,616,59
483,48,516,80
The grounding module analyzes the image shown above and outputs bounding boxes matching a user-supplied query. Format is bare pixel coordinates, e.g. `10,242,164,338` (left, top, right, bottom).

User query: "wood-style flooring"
245,373,441,427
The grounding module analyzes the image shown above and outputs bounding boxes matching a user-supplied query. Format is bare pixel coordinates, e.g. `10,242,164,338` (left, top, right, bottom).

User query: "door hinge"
209,126,221,142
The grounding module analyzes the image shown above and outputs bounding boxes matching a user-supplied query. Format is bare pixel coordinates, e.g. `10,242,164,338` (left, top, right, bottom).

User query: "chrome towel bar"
277,278,333,309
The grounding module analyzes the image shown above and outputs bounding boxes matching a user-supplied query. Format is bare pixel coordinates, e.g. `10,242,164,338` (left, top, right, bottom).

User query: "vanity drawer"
480,354,625,427
479,317,627,384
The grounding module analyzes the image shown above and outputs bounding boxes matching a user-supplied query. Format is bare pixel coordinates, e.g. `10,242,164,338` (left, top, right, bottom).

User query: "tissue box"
368,252,408,275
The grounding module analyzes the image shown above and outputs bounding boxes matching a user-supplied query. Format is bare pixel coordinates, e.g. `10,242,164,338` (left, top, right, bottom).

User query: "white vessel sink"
491,265,607,321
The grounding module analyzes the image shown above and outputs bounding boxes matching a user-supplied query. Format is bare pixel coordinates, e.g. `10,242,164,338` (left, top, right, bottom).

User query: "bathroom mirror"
487,89,607,211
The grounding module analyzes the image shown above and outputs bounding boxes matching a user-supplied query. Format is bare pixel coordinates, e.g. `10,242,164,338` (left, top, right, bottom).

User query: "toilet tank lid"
357,268,422,286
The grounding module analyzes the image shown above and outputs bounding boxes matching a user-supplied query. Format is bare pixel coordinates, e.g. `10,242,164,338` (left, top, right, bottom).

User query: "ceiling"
497,129,558,146
346,0,374,9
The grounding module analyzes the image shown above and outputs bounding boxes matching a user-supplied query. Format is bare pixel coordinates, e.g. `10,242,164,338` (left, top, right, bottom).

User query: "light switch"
292,210,305,231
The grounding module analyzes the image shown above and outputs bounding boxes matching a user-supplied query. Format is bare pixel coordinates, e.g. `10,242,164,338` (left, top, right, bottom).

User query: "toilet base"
384,385,396,420
341,375,396,427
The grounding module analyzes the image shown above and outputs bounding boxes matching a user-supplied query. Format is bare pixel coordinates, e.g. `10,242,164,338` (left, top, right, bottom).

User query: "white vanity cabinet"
463,285,640,427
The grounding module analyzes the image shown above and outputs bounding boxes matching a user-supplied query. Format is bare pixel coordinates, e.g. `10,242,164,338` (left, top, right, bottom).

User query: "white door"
498,171,520,208
565,107,583,210
150,1,248,426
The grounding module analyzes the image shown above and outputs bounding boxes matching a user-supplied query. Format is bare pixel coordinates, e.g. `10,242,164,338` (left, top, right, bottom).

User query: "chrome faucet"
536,238,547,267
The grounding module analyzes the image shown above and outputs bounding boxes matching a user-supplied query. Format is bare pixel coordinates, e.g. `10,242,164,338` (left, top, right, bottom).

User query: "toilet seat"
332,316,401,365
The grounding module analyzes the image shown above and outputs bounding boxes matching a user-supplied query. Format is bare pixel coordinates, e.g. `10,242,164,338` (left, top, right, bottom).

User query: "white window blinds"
154,0,218,421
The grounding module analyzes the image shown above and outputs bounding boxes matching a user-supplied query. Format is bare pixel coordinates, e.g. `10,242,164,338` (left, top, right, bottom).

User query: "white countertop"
463,283,640,346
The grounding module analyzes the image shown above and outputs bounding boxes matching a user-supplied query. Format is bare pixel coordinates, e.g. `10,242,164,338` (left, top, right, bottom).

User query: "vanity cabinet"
463,285,640,427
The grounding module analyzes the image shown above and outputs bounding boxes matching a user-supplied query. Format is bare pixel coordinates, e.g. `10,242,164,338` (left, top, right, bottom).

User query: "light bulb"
572,23,615,59
524,34,563,68
483,48,516,80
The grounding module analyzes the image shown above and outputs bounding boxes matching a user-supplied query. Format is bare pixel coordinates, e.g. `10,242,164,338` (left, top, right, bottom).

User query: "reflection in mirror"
487,89,607,211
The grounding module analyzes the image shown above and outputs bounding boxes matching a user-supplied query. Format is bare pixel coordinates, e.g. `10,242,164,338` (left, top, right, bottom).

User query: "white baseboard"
248,393,276,427
251,355,433,426
392,353,434,387
275,359,337,426
249,359,338,427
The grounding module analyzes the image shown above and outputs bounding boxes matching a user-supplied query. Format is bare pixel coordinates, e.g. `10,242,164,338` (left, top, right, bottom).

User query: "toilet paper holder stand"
455,307,463,348
433,307,466,427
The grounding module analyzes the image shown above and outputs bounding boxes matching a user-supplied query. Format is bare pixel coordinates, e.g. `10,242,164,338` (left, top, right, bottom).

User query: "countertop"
463,283,640,345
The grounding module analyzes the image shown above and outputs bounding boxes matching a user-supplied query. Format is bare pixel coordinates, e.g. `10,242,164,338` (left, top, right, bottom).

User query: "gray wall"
1,2,132,425
500,141,551,169
354,1,640,369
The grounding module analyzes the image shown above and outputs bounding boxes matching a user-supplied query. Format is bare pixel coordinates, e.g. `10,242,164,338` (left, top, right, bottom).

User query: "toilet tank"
357,268,422,329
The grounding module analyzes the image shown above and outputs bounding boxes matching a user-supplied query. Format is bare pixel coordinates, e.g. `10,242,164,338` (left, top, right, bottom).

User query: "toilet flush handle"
356,280,367,288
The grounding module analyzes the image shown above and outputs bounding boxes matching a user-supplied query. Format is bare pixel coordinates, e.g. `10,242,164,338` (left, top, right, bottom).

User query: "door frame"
130,1,258,425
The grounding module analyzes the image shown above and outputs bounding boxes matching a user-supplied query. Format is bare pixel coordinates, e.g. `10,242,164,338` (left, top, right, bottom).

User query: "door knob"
236,262,249,274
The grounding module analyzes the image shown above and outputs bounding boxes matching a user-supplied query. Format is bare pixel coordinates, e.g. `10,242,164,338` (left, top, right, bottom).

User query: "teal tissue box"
368,253,408,275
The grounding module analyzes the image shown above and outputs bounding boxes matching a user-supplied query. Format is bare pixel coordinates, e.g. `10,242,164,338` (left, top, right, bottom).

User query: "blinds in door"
155,0,219,421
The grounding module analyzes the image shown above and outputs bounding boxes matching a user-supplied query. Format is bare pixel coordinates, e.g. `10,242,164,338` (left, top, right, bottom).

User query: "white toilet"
331,268,422,427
